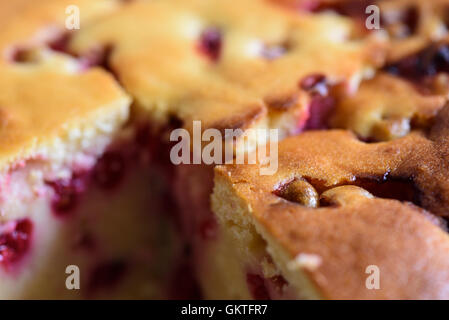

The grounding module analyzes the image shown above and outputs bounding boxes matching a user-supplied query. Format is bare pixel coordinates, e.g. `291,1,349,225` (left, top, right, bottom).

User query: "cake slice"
210,106,449,299
0,64,187,299
0,0,191,299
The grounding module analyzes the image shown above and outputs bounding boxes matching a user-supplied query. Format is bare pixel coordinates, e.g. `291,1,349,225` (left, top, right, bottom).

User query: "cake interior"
0,117,205,299
205,171,322,300
0,0,384,299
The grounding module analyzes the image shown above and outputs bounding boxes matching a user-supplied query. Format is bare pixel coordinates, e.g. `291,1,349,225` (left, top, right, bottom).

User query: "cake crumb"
287,253,322,271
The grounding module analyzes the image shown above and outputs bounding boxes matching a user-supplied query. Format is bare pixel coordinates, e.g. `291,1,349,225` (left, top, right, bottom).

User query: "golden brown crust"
0,0,131,170
330,73,446,141
68,0,384,132
0,0,121,58
378,0,449,61
259,194,449,299
214,107,449,298
278,0,449,61
0,65,130,169
0,0,386,170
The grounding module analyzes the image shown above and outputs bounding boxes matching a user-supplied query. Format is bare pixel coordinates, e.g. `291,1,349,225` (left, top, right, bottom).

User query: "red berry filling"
10,33,72,63
304,95,335,130
93,151,126,190
199,218,217,241
47,33,72,54
169,259,202,300
306,0,372,21
401,6,420,36
87,260,127,294
246,273,271,300
299,74,335,130
72,232,96,252
0,218,33,268
198,27,222,62
46,173,87,216
46,33,115,73
10,47,33,63
385,43,449,82
348,173,421,205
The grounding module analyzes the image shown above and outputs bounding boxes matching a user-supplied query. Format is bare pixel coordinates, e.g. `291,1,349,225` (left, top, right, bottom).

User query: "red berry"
246,273,271,300
385,43,449,81
93,151,125,190
304,95,335,130
87,260,127,294
10,47,32,63
0,218,33,267
169,260,203,300
73,232,96,252
199,218,217,240
198,27,222,62
46,173,87,216
402,6,419,35
48,33,71,53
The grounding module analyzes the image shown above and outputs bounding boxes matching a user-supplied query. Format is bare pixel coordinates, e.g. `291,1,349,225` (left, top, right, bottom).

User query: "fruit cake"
2,0,449,300
65,0,385,298
208,1,449,299
0,0,181,299
211,122,449,299
0,0,382,299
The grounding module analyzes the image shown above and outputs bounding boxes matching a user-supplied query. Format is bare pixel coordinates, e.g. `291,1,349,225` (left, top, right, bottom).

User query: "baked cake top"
330,72,447,141
0,0,130,171
0,0,388,170
0,0,121,55
214,105,449,298
68,0,384,131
